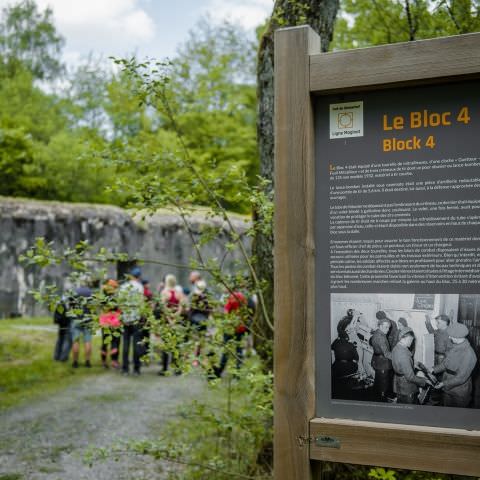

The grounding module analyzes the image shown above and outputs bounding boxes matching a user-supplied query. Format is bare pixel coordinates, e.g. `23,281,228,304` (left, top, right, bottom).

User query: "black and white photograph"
331,293,480,409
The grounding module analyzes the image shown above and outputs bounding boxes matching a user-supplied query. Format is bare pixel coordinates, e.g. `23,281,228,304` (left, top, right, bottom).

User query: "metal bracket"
315,435,341,449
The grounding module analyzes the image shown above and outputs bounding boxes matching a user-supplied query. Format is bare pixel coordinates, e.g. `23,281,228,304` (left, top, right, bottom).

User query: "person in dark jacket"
392,327,429,404
189,280,211,331
189,279,211,365
433,323,477,408
53,297,72,362
370,318,393,401
376,310,399,349
336,309,354,337
425,314,452,366
331,313,359,398
397,317,415,354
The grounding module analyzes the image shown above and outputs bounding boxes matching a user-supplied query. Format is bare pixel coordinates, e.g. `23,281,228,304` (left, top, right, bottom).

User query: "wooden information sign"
274,26,480,480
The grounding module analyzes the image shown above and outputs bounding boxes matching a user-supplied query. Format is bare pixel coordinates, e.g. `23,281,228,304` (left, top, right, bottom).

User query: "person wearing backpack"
70,285,94,368
158,274,185,375
118,267,145,376
213,289,253,378
189,279,211,365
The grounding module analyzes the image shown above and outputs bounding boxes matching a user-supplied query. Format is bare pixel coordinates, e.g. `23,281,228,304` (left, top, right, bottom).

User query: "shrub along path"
0,367,202,480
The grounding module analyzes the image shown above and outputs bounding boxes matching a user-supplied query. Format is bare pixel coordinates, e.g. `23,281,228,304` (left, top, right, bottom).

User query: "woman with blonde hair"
161,274,185,312
158,274,186,375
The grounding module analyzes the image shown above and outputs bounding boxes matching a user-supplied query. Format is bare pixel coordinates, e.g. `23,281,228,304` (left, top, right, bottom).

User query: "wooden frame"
274,25,320,480
274,27,480,479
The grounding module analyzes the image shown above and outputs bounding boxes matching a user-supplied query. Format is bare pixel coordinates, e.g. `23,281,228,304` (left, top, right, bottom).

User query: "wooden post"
274,26,321,480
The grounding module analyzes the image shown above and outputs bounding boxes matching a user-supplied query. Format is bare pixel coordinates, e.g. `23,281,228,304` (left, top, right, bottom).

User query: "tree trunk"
254,0,340,364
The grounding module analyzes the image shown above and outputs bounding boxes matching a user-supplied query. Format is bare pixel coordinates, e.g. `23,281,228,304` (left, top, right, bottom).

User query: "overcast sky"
0,0,273,67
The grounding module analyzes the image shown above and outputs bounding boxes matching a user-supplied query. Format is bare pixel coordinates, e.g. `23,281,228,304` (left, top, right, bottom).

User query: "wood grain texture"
310,32,480,93
310,418,480,476
274,26,320,480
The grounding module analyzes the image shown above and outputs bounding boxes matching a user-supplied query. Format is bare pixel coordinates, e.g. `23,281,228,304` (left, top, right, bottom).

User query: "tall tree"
0,0,64,80
121,18,260,213
254,0,340,358
66,56,112,134
170,18,259,212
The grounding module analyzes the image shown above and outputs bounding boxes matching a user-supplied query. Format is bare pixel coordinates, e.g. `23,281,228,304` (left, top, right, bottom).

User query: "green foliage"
0,474,23,480
0,4,259,209
0,127,36,196
314,462,474,480
369,468,399,480
107,19,259,213
0,3,117,203
272,1,311,27
146,367,272,480
171,20,259,207
332,0,480,49
106,71,150,139
33,129,116,204
0,66,65,142
0,0,64,80
66,56,112,133
366,466,474,480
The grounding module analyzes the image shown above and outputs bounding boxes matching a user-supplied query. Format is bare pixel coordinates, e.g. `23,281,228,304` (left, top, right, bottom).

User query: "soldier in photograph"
376,310,399,349
425,314,452,365
337,308,354,335
433,323,477,408
370,318,393,402
392,327,429,404
331,312,359,398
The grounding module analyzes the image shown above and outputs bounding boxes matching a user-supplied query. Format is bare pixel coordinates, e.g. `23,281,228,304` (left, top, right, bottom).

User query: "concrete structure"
0,198,248,317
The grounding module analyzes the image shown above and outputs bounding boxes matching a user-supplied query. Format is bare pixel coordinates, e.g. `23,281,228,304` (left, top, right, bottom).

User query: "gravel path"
0,366,203,480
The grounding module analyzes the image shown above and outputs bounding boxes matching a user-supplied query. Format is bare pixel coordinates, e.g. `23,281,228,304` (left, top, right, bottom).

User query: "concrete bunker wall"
0,198,248,317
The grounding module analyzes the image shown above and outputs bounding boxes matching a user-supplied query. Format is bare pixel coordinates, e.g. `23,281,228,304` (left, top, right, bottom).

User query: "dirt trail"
0,367,202,480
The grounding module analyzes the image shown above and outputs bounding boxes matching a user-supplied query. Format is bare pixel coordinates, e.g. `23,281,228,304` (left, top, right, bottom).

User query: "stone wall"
0,198,248,318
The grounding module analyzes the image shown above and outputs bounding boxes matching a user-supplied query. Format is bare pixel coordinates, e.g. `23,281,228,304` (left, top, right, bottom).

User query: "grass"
0,317,103,410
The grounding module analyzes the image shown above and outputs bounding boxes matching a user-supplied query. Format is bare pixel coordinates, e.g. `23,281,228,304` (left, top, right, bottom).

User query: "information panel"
315,80,480,429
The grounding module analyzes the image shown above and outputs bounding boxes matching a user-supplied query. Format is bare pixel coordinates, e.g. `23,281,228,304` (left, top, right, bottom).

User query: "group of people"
53,268,256,378
332,309,478,407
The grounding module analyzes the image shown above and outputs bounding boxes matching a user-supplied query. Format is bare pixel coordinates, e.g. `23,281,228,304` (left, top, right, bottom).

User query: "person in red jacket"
99,279,121,369
213,290,251,378
158,274,186,375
